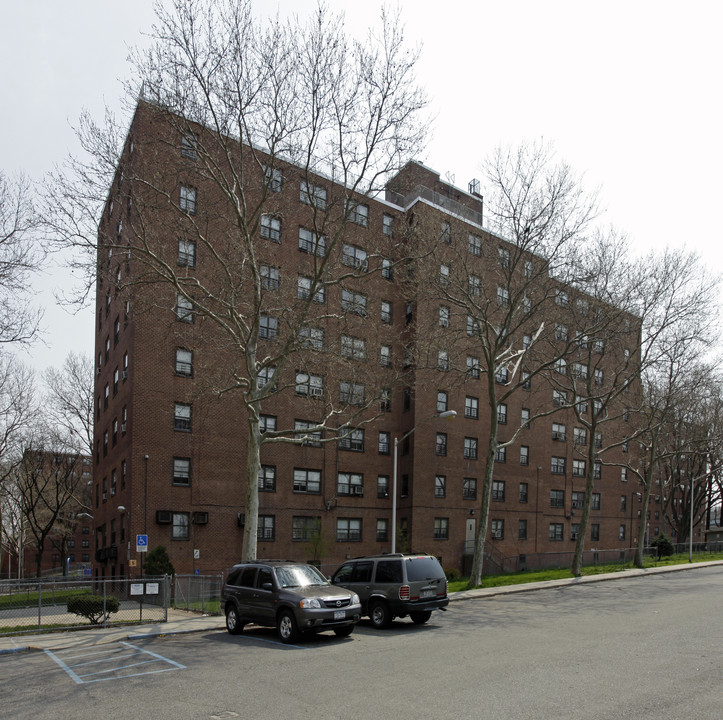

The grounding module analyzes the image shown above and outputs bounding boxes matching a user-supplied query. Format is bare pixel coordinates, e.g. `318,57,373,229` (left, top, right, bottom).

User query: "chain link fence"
0,576,169,636
173,574,223,615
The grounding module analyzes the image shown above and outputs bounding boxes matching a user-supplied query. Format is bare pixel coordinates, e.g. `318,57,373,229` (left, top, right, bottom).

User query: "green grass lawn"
0,587,94,611
448,551,723,593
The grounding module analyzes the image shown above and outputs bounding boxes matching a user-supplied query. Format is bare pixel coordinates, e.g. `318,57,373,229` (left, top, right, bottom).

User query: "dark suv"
222,561,361,643
331,553,448,628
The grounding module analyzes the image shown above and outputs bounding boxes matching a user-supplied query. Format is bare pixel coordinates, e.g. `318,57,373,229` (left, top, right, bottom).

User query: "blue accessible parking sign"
136,534,148,552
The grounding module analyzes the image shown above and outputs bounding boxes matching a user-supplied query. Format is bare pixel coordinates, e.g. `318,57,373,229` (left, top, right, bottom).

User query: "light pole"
689,476,694,564
392,410,457,553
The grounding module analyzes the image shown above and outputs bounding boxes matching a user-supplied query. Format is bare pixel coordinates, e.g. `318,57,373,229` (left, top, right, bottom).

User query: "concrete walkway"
2,560,721,655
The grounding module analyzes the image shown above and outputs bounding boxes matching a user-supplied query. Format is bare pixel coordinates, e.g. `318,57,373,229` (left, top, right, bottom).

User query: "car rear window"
375,560,403,583
405,557,444,582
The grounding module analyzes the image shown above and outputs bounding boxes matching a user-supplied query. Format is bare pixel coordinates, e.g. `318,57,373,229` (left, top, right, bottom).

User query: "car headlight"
299,598,322,609
351,594,360,605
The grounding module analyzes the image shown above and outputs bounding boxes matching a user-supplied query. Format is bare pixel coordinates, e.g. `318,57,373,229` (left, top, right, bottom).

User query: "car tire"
277,610,299,643
333,625,355,638
410,610,432,625
369,600,391,629
225,605,244,635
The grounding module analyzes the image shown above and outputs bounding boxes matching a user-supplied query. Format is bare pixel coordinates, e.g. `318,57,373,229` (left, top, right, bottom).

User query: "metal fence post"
102,578,107,628
38,580,42,630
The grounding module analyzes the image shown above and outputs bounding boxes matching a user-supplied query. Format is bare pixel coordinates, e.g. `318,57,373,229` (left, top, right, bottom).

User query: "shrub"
144,545,175,576
445,567,461,582
650,535,674,559
67,594,120,624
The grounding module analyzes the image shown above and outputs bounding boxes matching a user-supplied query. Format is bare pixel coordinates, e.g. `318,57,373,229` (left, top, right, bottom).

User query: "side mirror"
262,582,273,592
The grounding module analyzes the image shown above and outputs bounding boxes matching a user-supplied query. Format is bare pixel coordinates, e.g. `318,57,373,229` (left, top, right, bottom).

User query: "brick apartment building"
91,100,656,578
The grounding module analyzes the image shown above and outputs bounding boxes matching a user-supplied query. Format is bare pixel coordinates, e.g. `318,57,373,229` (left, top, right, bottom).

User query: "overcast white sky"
2,0,721,373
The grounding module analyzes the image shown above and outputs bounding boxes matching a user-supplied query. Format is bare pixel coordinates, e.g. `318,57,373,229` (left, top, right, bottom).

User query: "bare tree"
0,171,43,346
43,0,428,561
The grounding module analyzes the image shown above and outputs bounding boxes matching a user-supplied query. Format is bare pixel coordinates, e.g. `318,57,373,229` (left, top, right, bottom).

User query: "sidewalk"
2,560,720,655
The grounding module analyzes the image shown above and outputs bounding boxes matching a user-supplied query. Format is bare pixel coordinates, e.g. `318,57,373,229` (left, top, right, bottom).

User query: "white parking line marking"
45,641,186,684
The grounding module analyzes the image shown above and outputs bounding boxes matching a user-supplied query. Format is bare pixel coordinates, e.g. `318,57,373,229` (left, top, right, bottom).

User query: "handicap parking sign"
136,534,148,552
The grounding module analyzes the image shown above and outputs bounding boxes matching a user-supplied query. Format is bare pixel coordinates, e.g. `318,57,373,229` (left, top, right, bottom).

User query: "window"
497,287,510,306
260,264,280,291
553,390,567,407
549,523,564,541
342,243,368,270
381,258,394,280
497,403,507,425
380,300,393,324
554,358,567,375
382,213,394,236
378,431,391,455
439,306,450,327
571,524,580,541
594,461,602,479
572,491,585,509
554,324,568,341
257,365,276,390
573,363,588,379
437,350,450,371
463,477,477,500
339,381,365,406
258,465,276,492
377,475,389,498
524,260,533,278
337,518,362,542
300,180,327,210
491,520,504,540
498,246,510,268
259,414,276,434
380,388,391,412
551,457,566,475
592,493,601,510
436,433,447,456
341,334,366,360
437,390,448,413
519,482,529,503
258,515,275,541
180,133,197,159
299,326,324,350
591,524,600,541
376,519,389,542
172,512,190,540
338,472,363,496
518,519,528,540
620,495,627,511
555,289,569,307
294,420,322,447
552,423,566,441
467,356,480,378
469,234,482,256
176,295,193,323
550,489,565,508
574,427,587,445
174,403,191,431
173,457,191,485
576,395,589,413
292,516,320,541
435,475,446,498
466,315,479,337
440,264,450,285
342,289,367,316
178,239,196,267
434,518,449,540
380,344,392,367
260,214,282,242
298,227,326,256
495,446,506,463
492,480,506,502
619,524,626,540
338,428,364,452
259,315,278,340
572,459,586,477
441,222,451,243
464,396,479,419
621,467,628,482
495,367,509,384
594,368,604,386
520,445,529,466
521,408,530,428
464,437,478,460
263,165,283,192
347,201,369,227
179,185,196,214
293,468,322,494
295,372,323,397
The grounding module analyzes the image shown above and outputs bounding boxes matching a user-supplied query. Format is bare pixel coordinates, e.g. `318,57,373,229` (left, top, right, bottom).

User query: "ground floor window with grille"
172,512,189,540
292,516,321,541
549,523,564,541
591,523,600,541
337,518,362,542
376,519,389,542
258,515,275,541
571,523,580,540
434,517,449,540
518,519,528,540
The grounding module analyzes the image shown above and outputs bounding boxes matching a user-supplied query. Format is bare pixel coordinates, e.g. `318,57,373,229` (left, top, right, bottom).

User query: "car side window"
375,560,403,583
239,566,257,587
256,567,273,589
353,561,373,583
333,563,355,583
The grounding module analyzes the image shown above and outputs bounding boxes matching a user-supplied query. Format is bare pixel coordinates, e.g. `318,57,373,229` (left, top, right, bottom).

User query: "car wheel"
369,600,391,629
277,610,299,643
333,625,354,638
225,605,244,635
410,610,432,625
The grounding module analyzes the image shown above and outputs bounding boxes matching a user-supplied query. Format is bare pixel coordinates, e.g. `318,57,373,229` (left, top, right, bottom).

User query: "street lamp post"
391,410,456,553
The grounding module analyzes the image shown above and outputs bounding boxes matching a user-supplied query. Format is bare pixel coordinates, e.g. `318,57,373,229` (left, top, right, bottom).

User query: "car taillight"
440,578,448,596
399,585,410,601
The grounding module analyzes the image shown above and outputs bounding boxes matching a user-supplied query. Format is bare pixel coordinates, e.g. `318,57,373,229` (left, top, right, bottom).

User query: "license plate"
420,589,434,598
334,610,345,620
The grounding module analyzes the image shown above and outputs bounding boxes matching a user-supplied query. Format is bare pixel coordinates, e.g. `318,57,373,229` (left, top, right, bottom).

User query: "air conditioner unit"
156,510,172,524
310,387,323,396
440,319,449,327
121,371,128,380
97,367,102,375
192,511,208,525
353,486,364,496
121,423,127,433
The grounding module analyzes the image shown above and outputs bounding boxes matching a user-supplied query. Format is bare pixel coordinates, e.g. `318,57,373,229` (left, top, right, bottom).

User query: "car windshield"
276,564,329,588
405,556,444,581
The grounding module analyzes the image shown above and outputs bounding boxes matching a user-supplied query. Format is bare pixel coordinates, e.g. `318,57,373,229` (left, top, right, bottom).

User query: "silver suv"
331,553,448,628
223,561,361,643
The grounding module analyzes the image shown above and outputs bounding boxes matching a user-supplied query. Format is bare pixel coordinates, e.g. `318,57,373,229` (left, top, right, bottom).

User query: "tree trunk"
242,421,260,562
468,434,497,586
